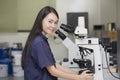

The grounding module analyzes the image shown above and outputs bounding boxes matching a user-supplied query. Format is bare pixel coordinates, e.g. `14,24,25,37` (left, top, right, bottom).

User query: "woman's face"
42,12,59,35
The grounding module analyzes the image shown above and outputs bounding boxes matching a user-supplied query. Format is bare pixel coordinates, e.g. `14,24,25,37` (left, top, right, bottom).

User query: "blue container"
0,48,9,59
0,59,13,75
11,48,22,51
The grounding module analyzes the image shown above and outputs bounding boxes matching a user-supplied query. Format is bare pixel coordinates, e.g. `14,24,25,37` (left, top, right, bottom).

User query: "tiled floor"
0,76,24,80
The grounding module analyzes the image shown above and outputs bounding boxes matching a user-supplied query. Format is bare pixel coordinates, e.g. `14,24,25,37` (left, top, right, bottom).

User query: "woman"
21,6,93,80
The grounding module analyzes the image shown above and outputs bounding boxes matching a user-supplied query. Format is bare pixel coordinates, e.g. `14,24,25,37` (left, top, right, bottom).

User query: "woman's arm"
56,63,77,74
46,65,93,80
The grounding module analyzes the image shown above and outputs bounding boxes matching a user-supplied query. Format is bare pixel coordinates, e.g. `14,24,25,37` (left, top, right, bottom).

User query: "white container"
13,65,24,77
0,64,8,77
12,54,22,65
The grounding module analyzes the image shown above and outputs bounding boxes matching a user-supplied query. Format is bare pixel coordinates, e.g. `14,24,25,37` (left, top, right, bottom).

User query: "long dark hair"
21,6,59,69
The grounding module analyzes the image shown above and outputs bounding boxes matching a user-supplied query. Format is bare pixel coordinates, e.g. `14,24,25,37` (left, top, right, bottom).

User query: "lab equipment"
55,16,104,80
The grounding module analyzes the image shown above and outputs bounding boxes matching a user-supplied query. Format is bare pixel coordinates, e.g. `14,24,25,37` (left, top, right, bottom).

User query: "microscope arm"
55,29,93,55
55,29,79,51
55,29,93,59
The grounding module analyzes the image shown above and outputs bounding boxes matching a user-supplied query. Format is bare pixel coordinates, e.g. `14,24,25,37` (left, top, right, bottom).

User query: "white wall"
116,0,120,27
56,0,101,36
49,38,68,61
101,0,117,28
56,0,117,36
0,33,29,47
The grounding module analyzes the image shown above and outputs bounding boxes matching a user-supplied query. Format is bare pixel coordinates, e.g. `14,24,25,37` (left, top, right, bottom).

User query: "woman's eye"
48,21,52,23
55,22,58,25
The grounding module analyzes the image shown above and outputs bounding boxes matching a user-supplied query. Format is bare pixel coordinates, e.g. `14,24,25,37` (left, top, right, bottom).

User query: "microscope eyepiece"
55,30,66,40
60,24,74,33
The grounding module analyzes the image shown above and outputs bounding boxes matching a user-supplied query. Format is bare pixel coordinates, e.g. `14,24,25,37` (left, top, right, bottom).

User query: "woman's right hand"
78,70,94,80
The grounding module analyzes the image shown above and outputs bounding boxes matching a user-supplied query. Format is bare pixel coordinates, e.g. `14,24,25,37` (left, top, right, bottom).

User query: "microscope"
55,16,104,80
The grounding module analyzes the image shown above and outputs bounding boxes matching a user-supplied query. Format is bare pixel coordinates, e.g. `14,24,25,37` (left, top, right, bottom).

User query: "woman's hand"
78,70,94,80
